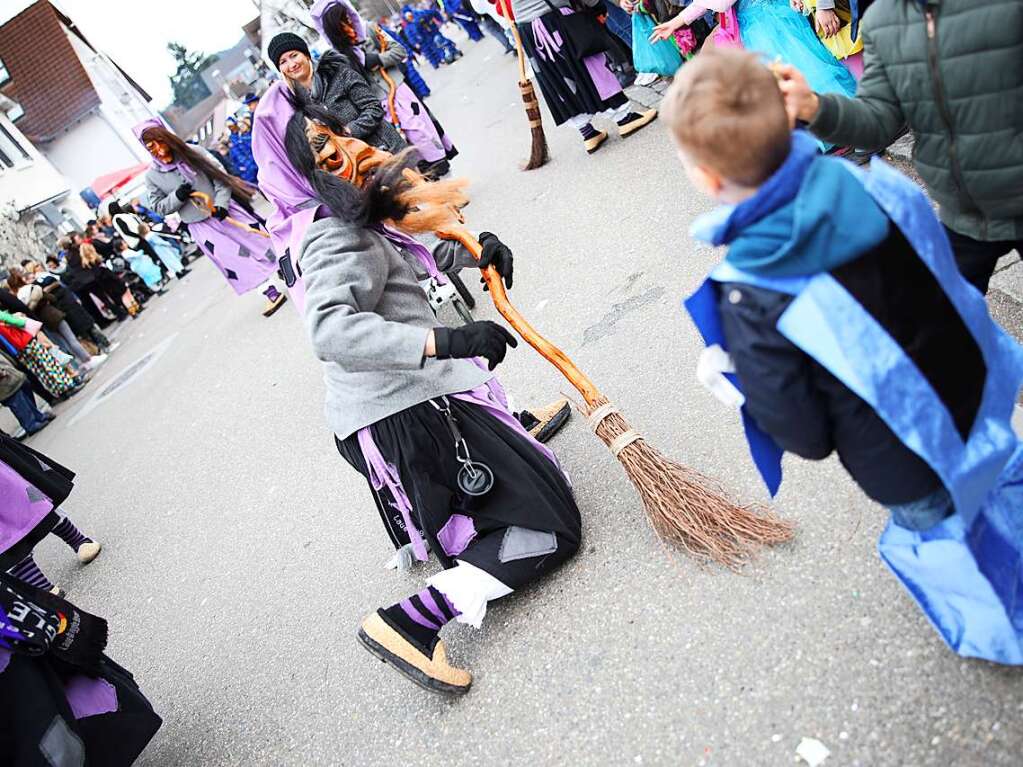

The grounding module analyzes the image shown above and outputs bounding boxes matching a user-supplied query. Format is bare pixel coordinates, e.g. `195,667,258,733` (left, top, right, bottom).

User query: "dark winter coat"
809,0,1023,241
312,50,407,155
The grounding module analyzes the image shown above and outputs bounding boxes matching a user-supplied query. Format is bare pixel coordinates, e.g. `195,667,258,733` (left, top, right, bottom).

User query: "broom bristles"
519,79,549,170
581,397,795,569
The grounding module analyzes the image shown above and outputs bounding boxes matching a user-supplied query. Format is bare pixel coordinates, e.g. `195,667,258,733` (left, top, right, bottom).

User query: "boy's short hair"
662,48,791,187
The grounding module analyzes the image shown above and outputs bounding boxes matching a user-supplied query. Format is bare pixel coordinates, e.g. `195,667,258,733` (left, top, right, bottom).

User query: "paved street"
20,33,1022,767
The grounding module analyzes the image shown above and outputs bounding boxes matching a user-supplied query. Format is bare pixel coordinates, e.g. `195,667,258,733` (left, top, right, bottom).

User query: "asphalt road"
24,31,1022,767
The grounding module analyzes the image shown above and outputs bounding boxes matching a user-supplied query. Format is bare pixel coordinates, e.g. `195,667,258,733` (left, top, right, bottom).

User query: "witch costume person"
1,432,159,763
310,0,459,178
251,86,581,694
133,119,288,318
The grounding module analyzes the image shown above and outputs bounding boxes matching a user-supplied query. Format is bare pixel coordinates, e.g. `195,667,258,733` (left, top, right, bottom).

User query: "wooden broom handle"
190,191,270,239
497,0,529,83
436,226,604,406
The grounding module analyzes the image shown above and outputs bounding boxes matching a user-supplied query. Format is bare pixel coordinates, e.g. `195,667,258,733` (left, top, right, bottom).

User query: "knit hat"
268,33,311,69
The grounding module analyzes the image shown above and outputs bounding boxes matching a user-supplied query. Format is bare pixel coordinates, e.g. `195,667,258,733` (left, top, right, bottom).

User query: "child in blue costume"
669,50,1023,665
384,23,432,98
402,6,445,68
444,0,485,40
424,6,463,61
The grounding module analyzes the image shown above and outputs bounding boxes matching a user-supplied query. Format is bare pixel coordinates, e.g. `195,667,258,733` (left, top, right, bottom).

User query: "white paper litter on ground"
796,737,831,766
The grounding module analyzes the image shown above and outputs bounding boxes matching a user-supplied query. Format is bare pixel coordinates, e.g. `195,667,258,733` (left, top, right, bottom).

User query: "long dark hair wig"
140,126,255,207
285,90,419,227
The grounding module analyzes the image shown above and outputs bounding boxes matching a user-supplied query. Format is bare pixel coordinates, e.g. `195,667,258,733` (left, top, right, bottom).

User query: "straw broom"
497,0,549,170
437,226,795,568
190,192,271,239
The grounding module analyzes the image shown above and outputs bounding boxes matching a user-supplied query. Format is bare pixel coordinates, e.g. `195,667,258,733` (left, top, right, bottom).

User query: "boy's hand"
776,64,820,127
620,0,637,14
788,0,805,12
696,345,745,410
815,8,841,37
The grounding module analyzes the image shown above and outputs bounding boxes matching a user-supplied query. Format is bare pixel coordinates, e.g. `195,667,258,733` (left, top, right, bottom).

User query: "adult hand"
212,206,229,221
620,0,637,14
815,8,841,37
650,16,684,43
174,182,194,201
788,0,804,12
433,321,518,370
776,64,820,127
477,231,513,290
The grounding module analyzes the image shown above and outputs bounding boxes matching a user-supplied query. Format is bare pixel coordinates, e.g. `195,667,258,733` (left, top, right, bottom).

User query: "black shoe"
177,268,191,277
617,109,658,138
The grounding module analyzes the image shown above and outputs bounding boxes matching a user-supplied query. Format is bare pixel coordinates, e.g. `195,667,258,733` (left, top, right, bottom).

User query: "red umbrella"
90,162,150,199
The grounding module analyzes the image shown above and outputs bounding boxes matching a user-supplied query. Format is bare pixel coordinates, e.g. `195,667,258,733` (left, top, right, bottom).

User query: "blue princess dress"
737,0,856,148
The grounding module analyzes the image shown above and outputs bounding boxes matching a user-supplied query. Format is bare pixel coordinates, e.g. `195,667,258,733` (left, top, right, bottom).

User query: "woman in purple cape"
0,432,161,764
133,118,288,317
310,0,458,178
251,85,581,696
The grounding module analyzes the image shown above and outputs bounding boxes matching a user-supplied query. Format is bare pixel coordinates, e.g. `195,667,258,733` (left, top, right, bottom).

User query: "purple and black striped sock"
382,585,460,649
7,555,55,591
51,515,92,552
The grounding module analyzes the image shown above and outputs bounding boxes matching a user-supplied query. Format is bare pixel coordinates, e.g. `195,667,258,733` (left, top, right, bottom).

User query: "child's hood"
692,132,890,278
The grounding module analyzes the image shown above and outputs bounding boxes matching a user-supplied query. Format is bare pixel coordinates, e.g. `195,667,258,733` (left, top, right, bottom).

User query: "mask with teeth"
304,118,470,235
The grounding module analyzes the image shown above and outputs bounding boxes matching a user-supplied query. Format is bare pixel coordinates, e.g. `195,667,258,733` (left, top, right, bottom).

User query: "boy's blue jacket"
684,132,1023,664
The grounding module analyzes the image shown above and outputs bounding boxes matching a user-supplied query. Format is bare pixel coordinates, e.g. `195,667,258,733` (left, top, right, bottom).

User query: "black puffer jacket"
312,50,406,155
716,227,962,507
810,0,1023,241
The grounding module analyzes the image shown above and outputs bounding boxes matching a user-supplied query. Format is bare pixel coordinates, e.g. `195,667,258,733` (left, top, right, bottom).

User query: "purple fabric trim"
0,648,10,674
357,428,429,561
439,589,460,617
390,84,447,163
437,514,477,557
418,587,448,625
65,675,118,720
0,461,54,558
188,203,279,295
373,225,445,283
531,12,621,102
400,598,440,630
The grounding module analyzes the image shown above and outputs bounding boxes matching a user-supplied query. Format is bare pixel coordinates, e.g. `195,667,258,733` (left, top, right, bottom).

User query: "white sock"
427,561,513,628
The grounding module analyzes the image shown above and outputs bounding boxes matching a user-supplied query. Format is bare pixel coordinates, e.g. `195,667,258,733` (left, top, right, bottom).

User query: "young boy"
666,49,1023,665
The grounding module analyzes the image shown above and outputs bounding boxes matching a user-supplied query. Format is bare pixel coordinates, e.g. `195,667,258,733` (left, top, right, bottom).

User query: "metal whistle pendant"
431,397,495,497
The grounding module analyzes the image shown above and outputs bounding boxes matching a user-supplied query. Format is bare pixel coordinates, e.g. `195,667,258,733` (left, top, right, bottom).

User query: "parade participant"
381,21,432,99
311,0,458,178
252,87,579,693
134,119,287,317
269,31,407,161
651,0,856,150
511,0,657,154
0,430,159,763
227,116,260,184
422,3,464,61
401,5,446,68
445,0,486,41
674,49,1023,664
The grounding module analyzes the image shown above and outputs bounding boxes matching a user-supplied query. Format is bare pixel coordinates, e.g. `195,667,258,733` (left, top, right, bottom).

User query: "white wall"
0,111,89,223
43,111,141,194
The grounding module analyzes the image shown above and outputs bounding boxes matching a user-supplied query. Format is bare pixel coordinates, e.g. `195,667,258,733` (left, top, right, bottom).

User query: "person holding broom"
510,0,657,154
250,84,581,695
134,119,288,317
672,48,1023,664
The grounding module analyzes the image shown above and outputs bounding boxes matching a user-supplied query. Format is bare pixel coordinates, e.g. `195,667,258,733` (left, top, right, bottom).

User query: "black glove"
477,231,513,291
434,321,518,371
174,182,194,201
212,206,229,221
